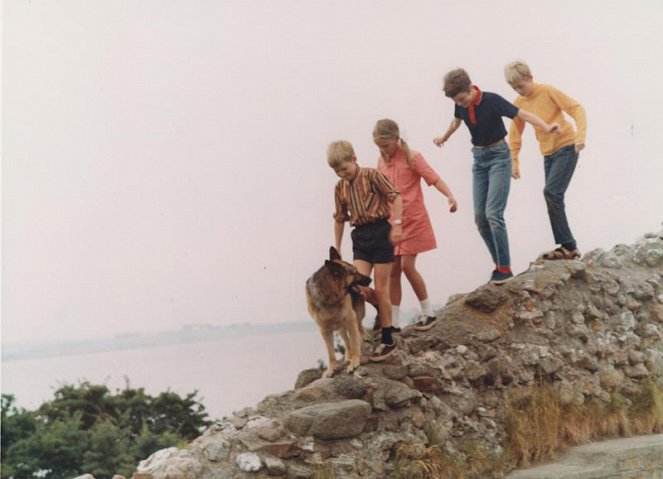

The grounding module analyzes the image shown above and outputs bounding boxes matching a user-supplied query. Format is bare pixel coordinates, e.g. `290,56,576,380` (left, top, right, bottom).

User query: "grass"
390,420,502,479
504,380,663,468
390,380,663,478
312,461,335,479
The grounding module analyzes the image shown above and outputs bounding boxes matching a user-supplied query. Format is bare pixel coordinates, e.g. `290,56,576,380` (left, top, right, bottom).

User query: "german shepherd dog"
306,247,372,378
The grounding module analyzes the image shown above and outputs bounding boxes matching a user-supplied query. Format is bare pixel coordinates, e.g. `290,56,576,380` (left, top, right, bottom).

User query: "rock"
382,364,408,380
412,375,438,392
625,363,650,379
465,286,509,313
73,475,95,479
286,463,313,479
136,448,203,479
628,350,646,365
638,323,661,338
284,400,371,440
264,456,287,476
599,366,624,391
333,375,368,399
236,452,262,472
257,440,301,459
600,251,623,268
294,368,323,389
475,326,502,342
294,378,333,402
380,379,422,408
464,362,488,385
203,438,231,461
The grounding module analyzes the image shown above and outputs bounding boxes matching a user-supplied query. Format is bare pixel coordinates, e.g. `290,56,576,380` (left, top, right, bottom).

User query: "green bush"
1,382,212,479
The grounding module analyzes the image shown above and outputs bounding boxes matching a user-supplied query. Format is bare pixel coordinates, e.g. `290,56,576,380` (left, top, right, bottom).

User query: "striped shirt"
333,167,400,226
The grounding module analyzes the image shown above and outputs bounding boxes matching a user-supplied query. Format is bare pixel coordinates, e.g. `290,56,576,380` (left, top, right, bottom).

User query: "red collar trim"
468,85,482,125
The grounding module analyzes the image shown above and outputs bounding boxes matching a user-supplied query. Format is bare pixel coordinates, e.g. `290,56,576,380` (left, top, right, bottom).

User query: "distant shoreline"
2,321,317,362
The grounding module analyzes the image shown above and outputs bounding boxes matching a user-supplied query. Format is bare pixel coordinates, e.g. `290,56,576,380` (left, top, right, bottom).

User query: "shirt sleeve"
508,97,526,167
411,152,441,186
494,93,520,119
333,182,350,223
371,169,400,203
548,86,587,145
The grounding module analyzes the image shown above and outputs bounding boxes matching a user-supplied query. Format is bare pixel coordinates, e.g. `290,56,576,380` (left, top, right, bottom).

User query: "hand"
547,122,561,133
389,225,403,245
512,166,520,179
575,142,585,153
433,136,446,147
448,196,458,213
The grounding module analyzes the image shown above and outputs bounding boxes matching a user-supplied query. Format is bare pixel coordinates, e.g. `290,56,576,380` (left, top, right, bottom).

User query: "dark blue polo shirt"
454,91,519,146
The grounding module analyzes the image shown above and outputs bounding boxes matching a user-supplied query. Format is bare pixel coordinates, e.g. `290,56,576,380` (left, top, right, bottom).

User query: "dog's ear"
324,259,344,276
329,246,341,261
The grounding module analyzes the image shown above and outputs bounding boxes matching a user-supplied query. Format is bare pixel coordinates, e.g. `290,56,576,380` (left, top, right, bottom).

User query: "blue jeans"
472,142,512,268
544,145,579,250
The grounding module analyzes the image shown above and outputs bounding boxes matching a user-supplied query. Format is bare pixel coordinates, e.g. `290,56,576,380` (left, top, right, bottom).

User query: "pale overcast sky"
3,0,663,344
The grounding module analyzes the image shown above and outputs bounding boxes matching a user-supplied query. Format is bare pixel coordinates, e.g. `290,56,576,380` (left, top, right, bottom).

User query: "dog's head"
325,246,372,288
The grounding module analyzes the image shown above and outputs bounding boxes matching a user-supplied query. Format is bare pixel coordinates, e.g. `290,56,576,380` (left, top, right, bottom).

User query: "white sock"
419,298,433,317
391,305,400,328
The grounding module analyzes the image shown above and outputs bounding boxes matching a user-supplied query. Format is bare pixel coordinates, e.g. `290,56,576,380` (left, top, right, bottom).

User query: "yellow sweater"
509,83,587,170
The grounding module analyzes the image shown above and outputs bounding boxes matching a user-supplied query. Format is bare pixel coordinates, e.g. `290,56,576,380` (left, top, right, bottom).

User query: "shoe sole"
413,321,436,332
369,346,397,362
491,278,512,285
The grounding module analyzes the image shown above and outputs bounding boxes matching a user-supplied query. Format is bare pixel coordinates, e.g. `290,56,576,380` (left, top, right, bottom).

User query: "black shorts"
351,219,394,264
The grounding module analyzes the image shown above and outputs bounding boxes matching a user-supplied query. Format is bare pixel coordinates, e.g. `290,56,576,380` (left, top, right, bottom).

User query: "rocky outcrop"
135,227,663,478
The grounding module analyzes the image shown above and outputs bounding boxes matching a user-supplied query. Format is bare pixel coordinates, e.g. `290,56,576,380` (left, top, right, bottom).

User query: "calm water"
1,330,323,420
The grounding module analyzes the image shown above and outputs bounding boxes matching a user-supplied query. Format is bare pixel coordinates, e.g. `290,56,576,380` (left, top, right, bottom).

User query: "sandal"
542,246,581,260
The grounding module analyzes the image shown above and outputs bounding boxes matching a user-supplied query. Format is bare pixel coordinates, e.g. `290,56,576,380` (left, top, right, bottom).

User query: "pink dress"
378,150,440,256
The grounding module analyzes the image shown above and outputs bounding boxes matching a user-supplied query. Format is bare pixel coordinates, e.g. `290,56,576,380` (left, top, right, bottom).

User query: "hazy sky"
3,0,663,345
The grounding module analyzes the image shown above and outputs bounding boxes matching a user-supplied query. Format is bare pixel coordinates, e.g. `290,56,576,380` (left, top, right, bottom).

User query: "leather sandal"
542,246,581,260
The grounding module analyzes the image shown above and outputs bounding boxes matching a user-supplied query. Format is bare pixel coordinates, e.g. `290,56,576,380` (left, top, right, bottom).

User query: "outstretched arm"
433,179,457,212
433,118,463,147
517,109,559,133
549,87,587,152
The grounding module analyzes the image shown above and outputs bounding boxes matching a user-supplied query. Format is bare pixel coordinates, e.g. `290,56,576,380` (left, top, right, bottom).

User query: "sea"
1,324,324,420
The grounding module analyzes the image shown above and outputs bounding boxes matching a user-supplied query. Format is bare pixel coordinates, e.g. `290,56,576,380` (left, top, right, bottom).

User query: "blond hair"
443,68,472,98
327,140,355,169
372,118,414,167
504,60,532,85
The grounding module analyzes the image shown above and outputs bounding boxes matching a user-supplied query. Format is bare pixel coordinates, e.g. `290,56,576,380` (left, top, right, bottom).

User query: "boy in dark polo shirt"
433,68,558,283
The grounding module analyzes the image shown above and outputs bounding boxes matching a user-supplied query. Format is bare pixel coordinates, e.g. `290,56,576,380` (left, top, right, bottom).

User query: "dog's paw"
345,360,359,374
322,368,335,379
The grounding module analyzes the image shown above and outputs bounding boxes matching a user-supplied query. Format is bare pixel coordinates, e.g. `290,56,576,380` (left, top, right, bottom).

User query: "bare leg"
354,259,392,328
401,254,428,300
372,263,393,329
389,256,403,306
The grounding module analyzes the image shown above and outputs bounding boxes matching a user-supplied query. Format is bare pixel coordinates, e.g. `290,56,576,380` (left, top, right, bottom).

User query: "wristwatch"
393,219,402,225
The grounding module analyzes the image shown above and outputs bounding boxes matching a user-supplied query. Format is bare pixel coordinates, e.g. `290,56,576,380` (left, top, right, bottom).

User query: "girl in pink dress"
373,119,457,331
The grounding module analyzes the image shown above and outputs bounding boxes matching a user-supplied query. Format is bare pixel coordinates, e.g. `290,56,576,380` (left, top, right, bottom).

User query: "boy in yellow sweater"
505,61,587,260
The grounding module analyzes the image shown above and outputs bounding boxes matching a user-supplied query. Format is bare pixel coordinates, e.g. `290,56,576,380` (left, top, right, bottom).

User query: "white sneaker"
413,314,436,332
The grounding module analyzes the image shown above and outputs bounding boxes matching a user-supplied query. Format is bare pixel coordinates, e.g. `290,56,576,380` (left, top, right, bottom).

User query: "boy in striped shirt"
328,140,403,362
